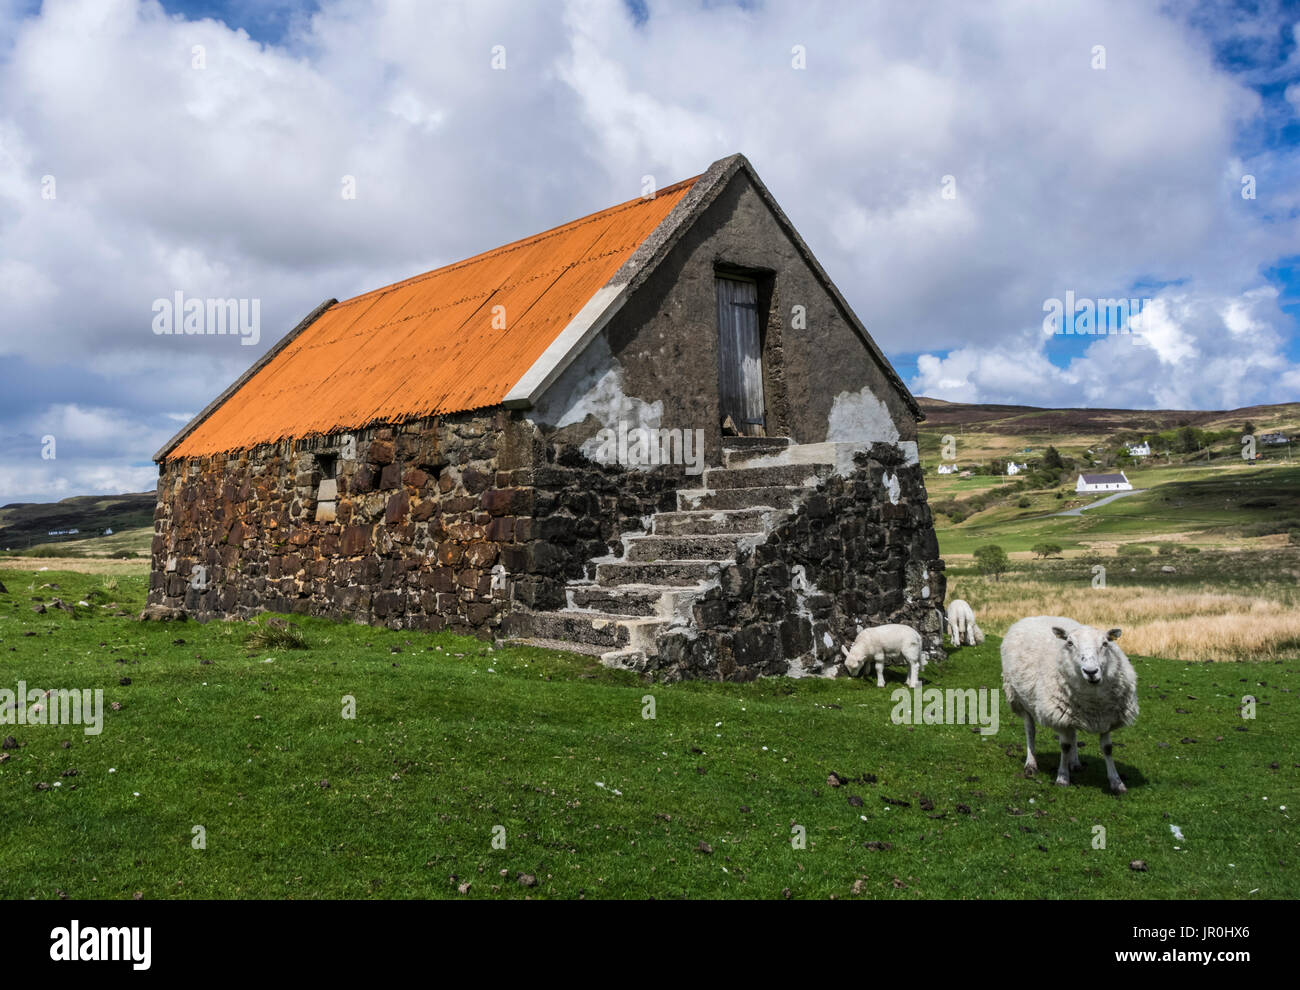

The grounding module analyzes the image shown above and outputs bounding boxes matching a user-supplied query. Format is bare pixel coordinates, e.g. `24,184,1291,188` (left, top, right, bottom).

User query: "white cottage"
1076,472,1132,493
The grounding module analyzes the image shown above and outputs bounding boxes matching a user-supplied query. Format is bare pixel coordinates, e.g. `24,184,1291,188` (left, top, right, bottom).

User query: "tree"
1175,425,1199,454
1032,543,1062,558
974,544,1010,581
1043,445,1064,470
1242,421,1255,436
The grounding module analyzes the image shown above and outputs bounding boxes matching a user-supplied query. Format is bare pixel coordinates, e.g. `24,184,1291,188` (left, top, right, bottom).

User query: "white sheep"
1000,616,1139,793
946,599,985,647
841,624,925,688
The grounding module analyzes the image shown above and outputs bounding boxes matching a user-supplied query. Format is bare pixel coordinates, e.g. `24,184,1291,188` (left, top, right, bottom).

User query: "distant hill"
916,397,1300,437
0,492,156,552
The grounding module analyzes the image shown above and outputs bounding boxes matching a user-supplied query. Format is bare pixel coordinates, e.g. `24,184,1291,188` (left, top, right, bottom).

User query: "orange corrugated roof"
167,177,698,459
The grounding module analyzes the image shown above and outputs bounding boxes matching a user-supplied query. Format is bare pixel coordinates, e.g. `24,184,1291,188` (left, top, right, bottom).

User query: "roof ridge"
334,176,701,310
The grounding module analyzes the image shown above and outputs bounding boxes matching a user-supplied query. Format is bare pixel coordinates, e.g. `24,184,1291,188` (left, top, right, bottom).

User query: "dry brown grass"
948,577,1300,661
0,555,148,576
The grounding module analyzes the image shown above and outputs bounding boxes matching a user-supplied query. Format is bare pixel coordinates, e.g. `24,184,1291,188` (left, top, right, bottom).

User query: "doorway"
715,275,766,437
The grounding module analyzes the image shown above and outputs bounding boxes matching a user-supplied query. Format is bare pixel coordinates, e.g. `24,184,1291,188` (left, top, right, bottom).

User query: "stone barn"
149,153,945,681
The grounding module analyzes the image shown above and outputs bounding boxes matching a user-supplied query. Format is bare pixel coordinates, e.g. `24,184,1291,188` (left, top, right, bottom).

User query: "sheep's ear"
1051,626,1069,640
1107,627,1122,641
841,645,850,658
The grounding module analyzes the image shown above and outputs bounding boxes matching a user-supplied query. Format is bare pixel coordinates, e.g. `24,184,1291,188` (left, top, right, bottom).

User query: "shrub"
1117,544,1153,557
974,544,1010,581
244,617,309,653
1017,496,1032,508
1032,543,1063,559
1241,518,1300,538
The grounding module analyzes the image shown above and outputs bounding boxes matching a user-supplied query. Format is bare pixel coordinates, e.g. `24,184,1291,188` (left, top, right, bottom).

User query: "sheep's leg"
875,656,885,688
1055,730,1073,787
907,658,920,689
1068,728,1083,771
1023,715,1037,777
1100,732,1126,794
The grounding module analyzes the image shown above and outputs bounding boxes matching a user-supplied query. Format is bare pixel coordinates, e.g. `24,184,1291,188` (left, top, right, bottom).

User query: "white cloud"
913,285,1294,410
0,0,1296,501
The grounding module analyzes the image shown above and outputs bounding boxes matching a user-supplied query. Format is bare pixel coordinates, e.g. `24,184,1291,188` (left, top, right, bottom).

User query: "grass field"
945,550,1300,662
931,466,1300,556
1,569,1295,899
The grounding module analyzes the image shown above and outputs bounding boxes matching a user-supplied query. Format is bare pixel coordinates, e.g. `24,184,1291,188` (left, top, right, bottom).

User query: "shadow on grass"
1022,749,1149,794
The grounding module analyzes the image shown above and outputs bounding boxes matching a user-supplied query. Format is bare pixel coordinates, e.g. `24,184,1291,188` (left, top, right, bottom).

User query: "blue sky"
1,0,1298,504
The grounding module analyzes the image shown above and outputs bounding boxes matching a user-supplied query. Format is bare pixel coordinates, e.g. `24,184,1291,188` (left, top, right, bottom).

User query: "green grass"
0,568,1295,899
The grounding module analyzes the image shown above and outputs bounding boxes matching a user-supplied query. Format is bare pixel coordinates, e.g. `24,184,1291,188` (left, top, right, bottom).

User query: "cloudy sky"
1,0,1297,503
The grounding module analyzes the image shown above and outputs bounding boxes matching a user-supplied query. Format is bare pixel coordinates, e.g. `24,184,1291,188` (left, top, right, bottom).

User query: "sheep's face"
1052,625,1124,686
841,644,867,676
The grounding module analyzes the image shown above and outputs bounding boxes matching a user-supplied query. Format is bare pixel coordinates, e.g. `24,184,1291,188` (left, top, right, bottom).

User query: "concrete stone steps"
677,485,802,511
599,647,650,670
622,533,758,562
720,437,792,466
652,508,775,536
502,607,671,653
567,583,705,618
702,462,833,490
504,439,844,668
594,558,725,587
506,636,608,658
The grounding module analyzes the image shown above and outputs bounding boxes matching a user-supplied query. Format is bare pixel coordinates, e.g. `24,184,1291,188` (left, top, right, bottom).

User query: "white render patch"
826,384,901,445
505,284,627,408
882,471,901,505
529,333,665,466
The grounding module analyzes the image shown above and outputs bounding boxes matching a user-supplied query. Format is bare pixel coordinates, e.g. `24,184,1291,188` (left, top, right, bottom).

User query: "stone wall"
151,421,946,682
149,409,541,633
514,440,689,611
650,442,945,682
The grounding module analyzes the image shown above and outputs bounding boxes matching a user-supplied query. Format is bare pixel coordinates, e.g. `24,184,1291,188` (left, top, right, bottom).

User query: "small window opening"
315,453,339,523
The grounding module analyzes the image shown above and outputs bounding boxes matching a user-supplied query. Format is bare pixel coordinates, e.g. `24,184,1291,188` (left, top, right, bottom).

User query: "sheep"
1000,616,1139,793
945,599,985,647
841,624,926,688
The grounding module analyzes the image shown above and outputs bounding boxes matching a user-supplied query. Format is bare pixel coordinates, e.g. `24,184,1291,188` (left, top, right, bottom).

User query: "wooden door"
716,276,765,436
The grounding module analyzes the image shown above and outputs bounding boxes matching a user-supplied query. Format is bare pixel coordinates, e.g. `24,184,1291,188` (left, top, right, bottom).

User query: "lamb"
1000,616,1139,793
841,624,926,688
945,599,985,647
